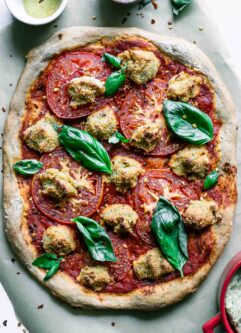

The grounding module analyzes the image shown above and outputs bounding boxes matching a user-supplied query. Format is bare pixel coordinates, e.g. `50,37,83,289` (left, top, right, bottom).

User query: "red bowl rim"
220,253,241,332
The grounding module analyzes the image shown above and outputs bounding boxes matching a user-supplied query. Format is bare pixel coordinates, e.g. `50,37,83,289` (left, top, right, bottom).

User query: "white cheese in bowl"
226,269,241,332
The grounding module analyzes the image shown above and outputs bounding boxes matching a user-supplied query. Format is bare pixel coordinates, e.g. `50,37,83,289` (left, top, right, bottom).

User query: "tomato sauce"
19,36,224,293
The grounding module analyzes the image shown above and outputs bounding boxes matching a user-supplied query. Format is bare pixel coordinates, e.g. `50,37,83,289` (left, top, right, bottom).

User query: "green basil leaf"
102,53,122,68
43,259,62,281
32,253,62,281
105,70,126,97
163,100,213,145
32,253,58,269
204,170,219,190
151,197,188,277
58,125,112,174
13,159,43,175
72,216,117,262
171,0,193,15
108,131,130,144
139,0,152,9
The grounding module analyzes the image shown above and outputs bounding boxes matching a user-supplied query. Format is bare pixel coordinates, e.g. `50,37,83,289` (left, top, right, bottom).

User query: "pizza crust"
3,27,237,309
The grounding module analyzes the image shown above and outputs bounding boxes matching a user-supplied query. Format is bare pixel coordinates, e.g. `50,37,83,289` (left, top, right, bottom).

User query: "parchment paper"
0,0,240,332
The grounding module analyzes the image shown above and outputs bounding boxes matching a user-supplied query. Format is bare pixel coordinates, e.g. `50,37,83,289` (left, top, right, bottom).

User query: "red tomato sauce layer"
20,37,222,293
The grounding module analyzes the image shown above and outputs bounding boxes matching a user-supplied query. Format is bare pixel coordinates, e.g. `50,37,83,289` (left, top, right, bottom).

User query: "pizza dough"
3,27,237,309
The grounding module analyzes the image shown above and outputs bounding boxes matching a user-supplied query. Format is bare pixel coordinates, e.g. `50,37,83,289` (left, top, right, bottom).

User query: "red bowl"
202,251,241,333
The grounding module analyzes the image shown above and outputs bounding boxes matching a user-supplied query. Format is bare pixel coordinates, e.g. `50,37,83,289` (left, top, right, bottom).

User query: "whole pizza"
3,27,237,309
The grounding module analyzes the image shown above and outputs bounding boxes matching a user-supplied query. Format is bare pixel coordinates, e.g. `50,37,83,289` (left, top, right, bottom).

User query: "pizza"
3,27,237,310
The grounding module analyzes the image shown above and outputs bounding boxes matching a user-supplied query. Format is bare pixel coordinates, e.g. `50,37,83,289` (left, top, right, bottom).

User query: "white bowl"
5,0,68,26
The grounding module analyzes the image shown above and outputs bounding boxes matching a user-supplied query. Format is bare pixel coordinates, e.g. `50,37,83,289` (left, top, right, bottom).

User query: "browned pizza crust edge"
3,27,237,310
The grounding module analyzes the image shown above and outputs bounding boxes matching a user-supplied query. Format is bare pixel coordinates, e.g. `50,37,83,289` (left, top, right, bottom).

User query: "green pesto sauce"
23,0,61,19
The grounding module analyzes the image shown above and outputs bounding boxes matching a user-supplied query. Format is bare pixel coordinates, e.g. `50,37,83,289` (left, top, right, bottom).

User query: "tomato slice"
46,52,111,119
134,169,198,245
32,149,103,224
120,79,184,156
106,232,132,281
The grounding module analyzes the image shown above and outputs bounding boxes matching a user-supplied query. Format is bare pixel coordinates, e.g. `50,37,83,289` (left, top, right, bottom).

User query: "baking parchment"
0,0,240,332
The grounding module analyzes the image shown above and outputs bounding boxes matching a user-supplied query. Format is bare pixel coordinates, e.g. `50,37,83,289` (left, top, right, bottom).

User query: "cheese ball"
85,106,117,140
23,115,60,153
68,76,105,108
101,204,138,234
43,225,76,256
169,145,210,179
118,49,160,85
167,71,203,102
183,199,222,229
38,168,77,201
133,248,174,280
130,120,162,153
77,266,111,291
108,155,142,192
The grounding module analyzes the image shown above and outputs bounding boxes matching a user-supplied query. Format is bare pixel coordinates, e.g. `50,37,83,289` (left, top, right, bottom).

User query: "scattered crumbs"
193,40,197,44
11,257,16,263
37,304,44,309
198,26,204,31
111,322,116,327
152,0,158,10
168,21,172,25
18,323,22,327
122,17,127,25
2,107,6,113
9,83,13,87
151,19,155,24
3,320,7,327
168,26,173,30
53,24,58,28
92,16,96,20
58,33,63,40
16,271,21,275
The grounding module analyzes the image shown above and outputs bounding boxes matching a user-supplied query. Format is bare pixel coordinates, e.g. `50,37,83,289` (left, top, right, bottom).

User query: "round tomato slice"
134,169,198,245
106,232,132,281
46,52,111,119
120,79,184,156
32,149,103,224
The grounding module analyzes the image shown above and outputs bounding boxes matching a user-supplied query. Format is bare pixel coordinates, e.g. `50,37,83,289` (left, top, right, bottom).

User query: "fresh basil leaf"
178,220,188,258
102,53,122,68
151,197,188,277
163,100,213,145
32,253,62,281
108,131,130,144
32,253,58,269
139,0,152,9
172,0,193,15
105,70,126,97
58,125,112,174
13,159,43,175
43,260,61,281
72,216,117,262
204,170,218,190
